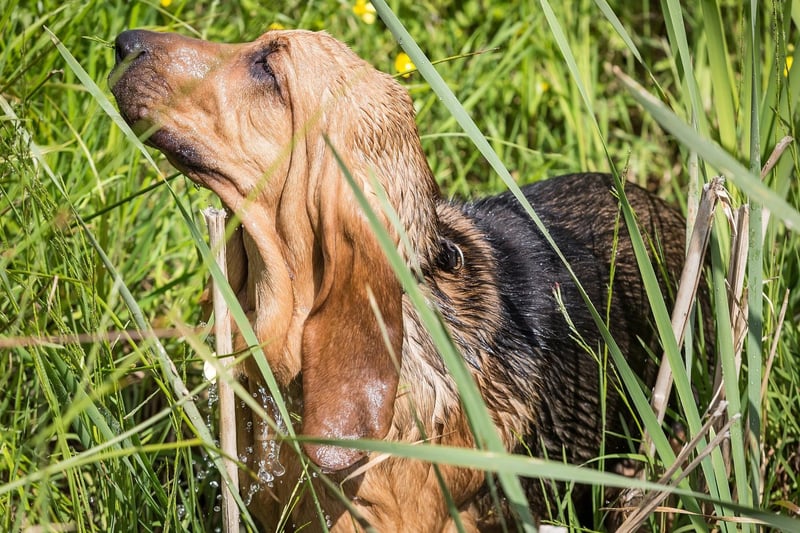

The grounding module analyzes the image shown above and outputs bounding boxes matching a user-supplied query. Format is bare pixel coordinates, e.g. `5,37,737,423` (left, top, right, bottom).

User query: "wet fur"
111,29,687,531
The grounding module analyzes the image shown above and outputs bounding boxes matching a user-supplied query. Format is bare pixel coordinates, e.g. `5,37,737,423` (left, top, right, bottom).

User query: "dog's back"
462,173,686,523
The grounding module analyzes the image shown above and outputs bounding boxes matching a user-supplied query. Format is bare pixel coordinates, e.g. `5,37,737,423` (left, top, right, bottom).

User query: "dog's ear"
300,158,403,471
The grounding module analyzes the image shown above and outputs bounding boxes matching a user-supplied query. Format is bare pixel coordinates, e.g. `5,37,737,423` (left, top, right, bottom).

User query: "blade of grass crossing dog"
367,170,499,533
374,3,696,525
327,137,534,531
371,4,539,530
47,30,284,531
377,0,705,524
538,2,713,525
298,436,800,531
373,1,686,527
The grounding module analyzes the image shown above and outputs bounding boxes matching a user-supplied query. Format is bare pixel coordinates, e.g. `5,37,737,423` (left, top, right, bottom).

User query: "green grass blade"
615,69,800,230
744,0,763,515
299,436,800,532
538,2,715,523
377,0,710,524
661,0,708,137
700,0,737,151
593,0,643,64
710,229,749,519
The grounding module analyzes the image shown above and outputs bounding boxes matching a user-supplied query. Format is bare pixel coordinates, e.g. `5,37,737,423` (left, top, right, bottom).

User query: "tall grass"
1,0,799,531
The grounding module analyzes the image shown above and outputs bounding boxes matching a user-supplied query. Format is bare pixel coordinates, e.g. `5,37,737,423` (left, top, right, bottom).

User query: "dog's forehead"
253,29,317,49
253,30,360,63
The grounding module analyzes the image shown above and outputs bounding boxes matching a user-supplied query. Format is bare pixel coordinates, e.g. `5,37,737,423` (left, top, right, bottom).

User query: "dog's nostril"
114,30,148,66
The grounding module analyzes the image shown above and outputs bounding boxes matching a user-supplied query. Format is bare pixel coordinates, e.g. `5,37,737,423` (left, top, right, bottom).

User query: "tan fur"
111,28,688,531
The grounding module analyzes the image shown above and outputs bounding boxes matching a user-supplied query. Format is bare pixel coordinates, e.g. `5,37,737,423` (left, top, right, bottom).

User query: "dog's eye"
252,54,276,84
260,59,274,77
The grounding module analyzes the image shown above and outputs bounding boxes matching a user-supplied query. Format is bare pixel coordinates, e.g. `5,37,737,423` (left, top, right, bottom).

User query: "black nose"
115,30,150,65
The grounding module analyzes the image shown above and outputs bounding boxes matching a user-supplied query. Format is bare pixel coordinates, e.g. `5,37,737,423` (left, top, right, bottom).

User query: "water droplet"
203,360,217,382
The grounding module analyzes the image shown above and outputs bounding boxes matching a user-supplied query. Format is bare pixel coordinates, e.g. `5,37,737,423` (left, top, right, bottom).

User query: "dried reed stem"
759,136,793,242
616,406,737,532
203,207,240,532
647,177,727,444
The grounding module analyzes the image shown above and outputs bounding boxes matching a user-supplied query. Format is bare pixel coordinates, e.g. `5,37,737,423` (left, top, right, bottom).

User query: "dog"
111,28,689,531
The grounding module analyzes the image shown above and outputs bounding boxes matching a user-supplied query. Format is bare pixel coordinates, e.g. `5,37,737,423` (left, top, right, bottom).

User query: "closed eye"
253,55,276,82
248,40,286,99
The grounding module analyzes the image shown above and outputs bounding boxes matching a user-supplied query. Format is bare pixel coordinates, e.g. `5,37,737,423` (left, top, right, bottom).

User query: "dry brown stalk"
203,207,240,532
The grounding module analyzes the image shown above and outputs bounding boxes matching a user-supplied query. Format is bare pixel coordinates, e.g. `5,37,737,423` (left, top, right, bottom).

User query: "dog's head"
110,29,440,470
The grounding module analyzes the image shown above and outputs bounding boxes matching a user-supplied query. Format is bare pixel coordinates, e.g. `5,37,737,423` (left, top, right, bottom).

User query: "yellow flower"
536,80,550,94
395,52,415,78
160,0,172,7
785,55,793,77
269,22,285,31
353,0,376,25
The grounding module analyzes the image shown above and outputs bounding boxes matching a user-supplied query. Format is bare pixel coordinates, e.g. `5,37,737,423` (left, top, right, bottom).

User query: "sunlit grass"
1,0,799,531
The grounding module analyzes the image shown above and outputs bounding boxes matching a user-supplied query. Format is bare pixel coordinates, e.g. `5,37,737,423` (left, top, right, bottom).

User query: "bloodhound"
111,28,689,531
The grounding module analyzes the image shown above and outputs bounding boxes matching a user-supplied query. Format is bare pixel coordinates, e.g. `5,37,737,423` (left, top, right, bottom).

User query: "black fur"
432,173,686,524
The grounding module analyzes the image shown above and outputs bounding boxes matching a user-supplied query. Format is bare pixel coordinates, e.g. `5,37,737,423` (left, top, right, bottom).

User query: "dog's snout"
114,30,152,65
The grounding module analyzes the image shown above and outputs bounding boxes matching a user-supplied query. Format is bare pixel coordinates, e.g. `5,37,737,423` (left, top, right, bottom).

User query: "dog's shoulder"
436,171,684,365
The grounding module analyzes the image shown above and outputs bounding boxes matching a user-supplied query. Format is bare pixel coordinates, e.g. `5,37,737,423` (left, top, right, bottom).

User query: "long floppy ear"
300,161,404,471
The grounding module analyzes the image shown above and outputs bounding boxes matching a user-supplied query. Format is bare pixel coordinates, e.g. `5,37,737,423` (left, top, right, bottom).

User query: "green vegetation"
1,0,798,531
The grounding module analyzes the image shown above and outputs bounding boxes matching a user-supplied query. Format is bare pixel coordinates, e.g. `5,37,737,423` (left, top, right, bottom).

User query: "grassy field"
2,0,799,531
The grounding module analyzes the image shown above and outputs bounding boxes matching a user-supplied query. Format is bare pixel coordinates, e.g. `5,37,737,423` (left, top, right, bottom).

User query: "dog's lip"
150,129,209,175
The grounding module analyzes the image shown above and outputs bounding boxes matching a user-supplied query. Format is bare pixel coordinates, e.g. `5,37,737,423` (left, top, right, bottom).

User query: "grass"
1,0,799,531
